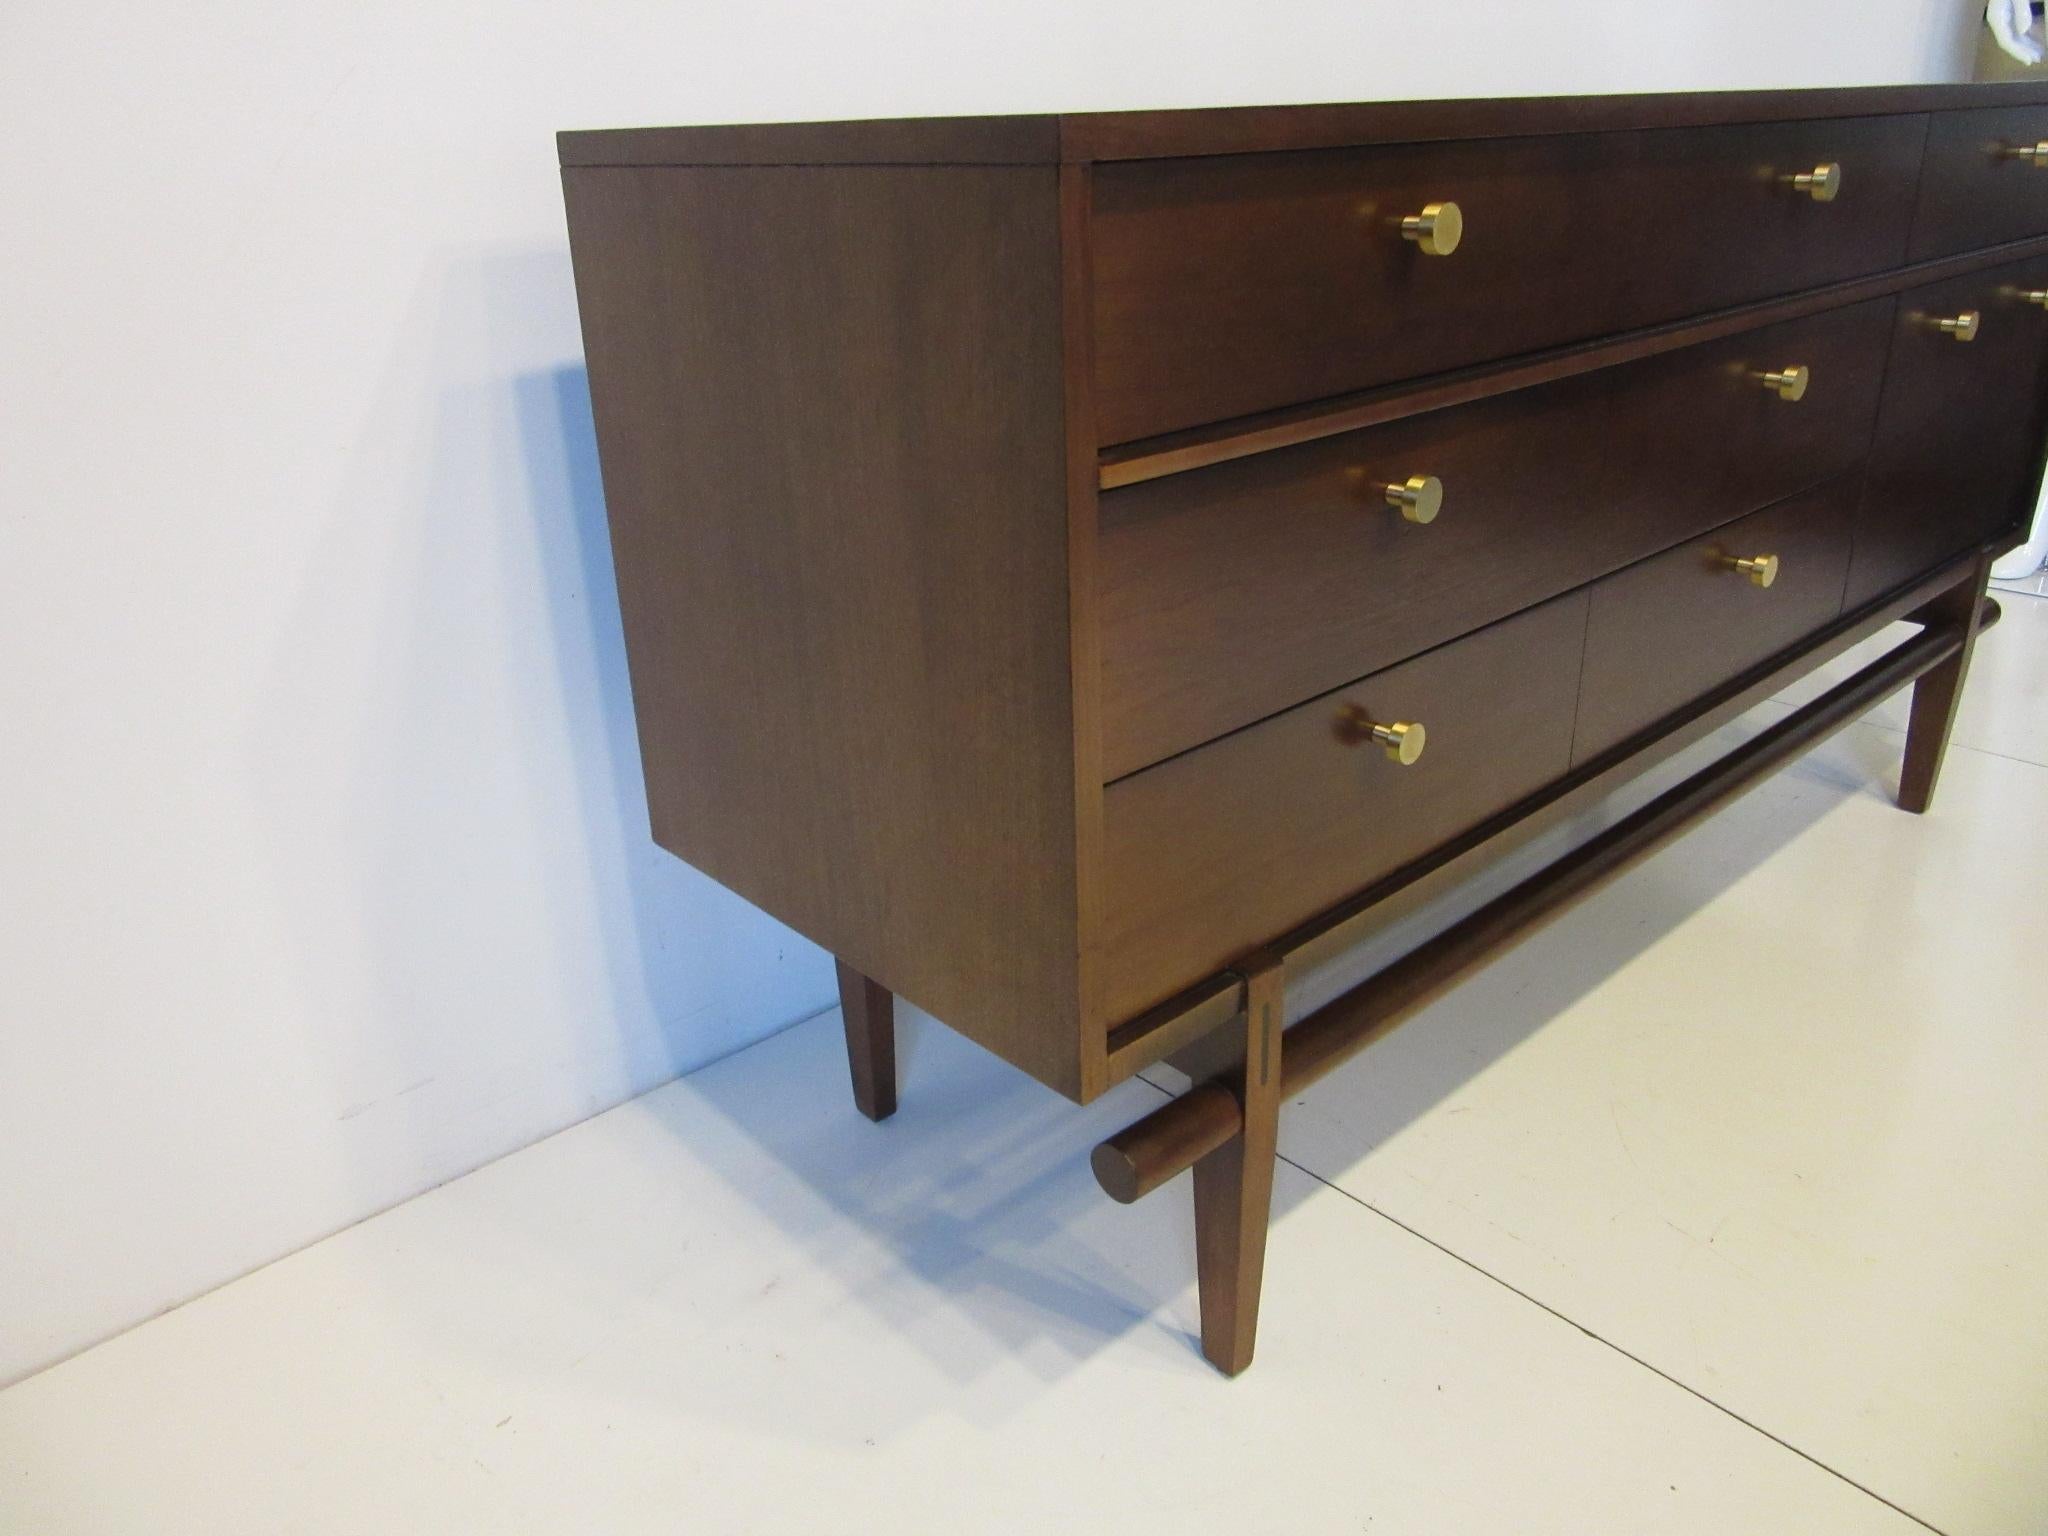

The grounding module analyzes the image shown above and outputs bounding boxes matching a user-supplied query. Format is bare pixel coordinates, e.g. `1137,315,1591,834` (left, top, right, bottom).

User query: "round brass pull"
1937,311,1981,341
1400,201,1462,256
2001,141,2048,164
1726,553,1780,588
1363,718,1427,765
1789,163,1841,202
1384,474,1443,523
1759,365,1810,401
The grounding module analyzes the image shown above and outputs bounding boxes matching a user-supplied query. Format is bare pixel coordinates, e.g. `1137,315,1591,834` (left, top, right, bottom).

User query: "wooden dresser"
560,85,2040,1374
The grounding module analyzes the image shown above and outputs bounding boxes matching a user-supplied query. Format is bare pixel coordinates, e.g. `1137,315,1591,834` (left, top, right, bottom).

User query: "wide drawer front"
1573,477,1858,765
1099,298,1895,781
1847,255,2048,609
1102,593,1587,1025
1091,114,1925,443
1911,106,2048,258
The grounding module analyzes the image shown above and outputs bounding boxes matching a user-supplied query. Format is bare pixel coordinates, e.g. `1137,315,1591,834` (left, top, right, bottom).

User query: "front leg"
1900,559,1993,815
1191,957,1285,1376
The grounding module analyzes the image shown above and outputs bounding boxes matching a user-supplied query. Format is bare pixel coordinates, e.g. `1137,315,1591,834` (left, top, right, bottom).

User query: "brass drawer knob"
1726,553,1780,588
2001,141,2048,163
1937,310,1981,341
1759,365,1810,401
1384,474,1443,523
1789,163,1841,202
1400,201,1463,256
1365,718,1427,765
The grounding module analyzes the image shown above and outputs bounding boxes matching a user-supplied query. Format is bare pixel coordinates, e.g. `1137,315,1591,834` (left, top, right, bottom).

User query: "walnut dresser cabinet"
560,85,2043,1375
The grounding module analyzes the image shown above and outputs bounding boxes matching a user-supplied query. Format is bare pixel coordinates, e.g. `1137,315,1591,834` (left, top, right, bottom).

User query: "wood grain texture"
1101,594,1588,1024
1099,553,1979,1051
1910,105,2048,259
1090,115,1925,443
1097,232,2048,488
1573,476,1859,763
1099,299,1892,779
1063,83,2048,163
562,84,2048,169
558,116,1059,167
562,163,1091,1097
1059,165,1109,1097
559,89,2048,1100
1848,255,2048,609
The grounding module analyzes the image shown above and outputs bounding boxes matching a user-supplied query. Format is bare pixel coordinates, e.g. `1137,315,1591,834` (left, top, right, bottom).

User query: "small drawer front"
1910,107,2048,258
1847,257,2048,609
1573,477,1858,765
1092,114,1924,444
1102,594,1586,1026
1100,297,1894,781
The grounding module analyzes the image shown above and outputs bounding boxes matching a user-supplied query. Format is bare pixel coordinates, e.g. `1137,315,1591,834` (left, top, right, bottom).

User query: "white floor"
5,599,2045,1535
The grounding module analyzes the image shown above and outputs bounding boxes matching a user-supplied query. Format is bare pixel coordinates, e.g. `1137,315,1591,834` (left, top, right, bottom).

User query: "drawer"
1100,297,1894,781
1573,477,1857,765
1092,115,1925,443
1102,593,1587,1025
1847,257,2048,609
1911,106,2048,258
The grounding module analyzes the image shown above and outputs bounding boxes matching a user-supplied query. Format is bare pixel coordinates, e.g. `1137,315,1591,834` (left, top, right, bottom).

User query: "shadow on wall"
512,353,839,1073
245,249,834,1238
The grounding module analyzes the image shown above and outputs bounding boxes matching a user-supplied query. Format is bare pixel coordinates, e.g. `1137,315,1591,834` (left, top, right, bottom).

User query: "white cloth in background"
1988,0,2044,66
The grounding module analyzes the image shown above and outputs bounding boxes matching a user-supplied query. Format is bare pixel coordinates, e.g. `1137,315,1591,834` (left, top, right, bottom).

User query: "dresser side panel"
562,163,1086,1096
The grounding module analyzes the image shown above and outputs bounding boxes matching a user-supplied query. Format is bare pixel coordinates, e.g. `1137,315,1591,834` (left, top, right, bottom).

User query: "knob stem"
1759,365,1810,401
1789,163,1841,201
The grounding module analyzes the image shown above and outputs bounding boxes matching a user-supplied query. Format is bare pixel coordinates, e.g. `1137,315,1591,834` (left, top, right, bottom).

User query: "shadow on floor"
640,712,1887,1389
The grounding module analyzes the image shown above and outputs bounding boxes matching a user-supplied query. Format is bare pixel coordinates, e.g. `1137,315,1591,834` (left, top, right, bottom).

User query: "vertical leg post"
1900,559,1992,815
835,960,897,1122
1191,955,1284,1376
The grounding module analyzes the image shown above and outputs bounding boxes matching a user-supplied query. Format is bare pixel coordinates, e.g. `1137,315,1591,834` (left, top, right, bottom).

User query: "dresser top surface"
559,81,2048,169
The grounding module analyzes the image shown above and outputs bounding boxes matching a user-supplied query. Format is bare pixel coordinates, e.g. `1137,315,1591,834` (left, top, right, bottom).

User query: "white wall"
0,0,1977,1387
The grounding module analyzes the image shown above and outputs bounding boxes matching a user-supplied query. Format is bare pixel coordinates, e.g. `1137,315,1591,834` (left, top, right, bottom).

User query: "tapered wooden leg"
1900,562,1992,815
834,959,897,1122
1191,958,1284,1376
